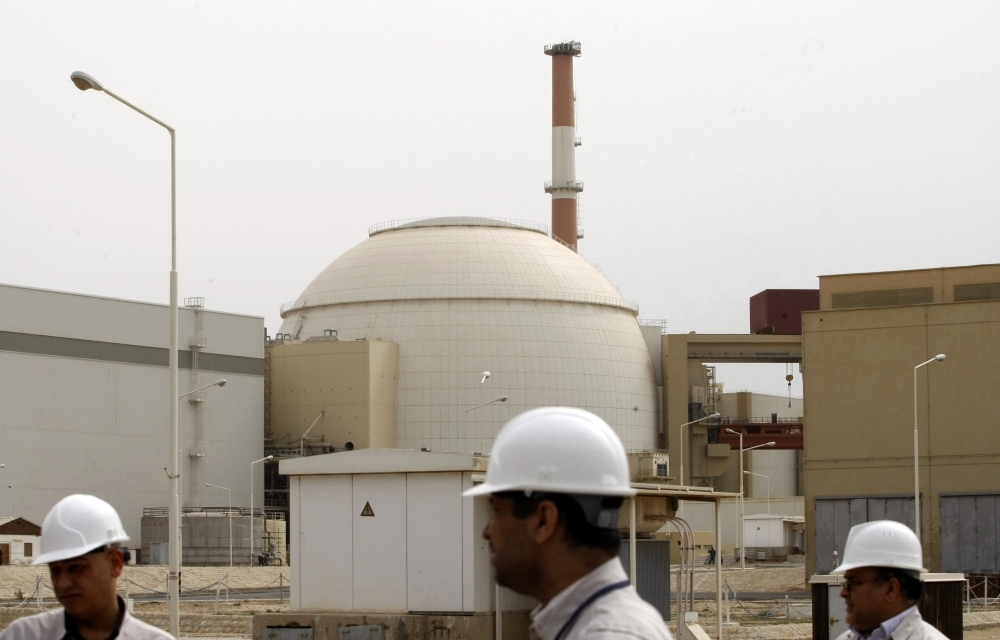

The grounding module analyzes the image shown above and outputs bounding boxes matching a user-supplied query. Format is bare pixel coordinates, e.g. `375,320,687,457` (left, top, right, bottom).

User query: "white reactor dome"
278,217,658,453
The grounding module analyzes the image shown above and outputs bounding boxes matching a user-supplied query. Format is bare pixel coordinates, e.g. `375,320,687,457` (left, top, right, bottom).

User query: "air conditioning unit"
628,452,671,482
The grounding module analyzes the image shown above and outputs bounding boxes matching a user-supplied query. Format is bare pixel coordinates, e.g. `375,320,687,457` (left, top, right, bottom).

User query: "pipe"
544,41,582,251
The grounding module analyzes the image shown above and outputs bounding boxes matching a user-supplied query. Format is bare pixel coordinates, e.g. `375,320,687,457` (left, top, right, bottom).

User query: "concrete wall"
268,340,398,451
802,296,1000,575
0,285,265,549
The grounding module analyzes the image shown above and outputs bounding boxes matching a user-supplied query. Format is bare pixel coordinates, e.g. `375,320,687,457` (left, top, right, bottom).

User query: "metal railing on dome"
368,217,549,237
279,289,639,319
638,319,668,334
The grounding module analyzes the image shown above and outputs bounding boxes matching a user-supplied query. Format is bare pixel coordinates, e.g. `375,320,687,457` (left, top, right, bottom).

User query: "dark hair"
497,491,622,553
877,568,923,602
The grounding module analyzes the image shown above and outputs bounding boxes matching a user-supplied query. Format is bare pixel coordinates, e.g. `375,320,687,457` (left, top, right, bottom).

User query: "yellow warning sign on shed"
360,502,375,517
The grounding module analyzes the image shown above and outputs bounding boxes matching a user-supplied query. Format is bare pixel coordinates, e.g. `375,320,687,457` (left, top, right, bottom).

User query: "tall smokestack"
544,41,582,251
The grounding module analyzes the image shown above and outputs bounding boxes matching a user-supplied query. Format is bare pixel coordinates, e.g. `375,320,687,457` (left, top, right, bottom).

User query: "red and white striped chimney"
544,41,582,251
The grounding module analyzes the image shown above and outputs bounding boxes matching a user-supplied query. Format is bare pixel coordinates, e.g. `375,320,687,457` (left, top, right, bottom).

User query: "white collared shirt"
529,557,673,640
851,605,917,640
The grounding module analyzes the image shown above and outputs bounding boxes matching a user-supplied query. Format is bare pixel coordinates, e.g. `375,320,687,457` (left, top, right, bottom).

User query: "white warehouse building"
276,217,659,454
0,284,265,552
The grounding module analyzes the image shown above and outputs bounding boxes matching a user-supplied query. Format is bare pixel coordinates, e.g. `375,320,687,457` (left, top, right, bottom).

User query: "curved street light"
913,354,945,542
205,483,233,567
725,429,775,569
71,70,181,638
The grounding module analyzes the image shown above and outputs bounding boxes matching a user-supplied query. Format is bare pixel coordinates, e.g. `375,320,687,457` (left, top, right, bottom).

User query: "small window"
23,543,32,557
656,463,667,477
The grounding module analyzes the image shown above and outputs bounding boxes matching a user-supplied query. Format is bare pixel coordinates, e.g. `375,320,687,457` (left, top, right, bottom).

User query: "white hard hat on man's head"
34,494,130,565
832,520,927,575
463,407,637,499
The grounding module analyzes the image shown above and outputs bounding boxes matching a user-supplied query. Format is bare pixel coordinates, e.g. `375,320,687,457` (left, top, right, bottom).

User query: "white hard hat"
463,407,637,499
832,520,927,575
34,494,130,565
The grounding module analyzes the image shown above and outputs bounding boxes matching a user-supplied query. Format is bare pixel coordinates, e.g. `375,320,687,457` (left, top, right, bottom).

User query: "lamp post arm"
465,396,508,413
102,88,175,133
179,379,226,398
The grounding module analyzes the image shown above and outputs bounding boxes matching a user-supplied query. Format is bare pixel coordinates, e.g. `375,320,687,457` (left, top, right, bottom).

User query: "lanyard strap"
552,579,632,640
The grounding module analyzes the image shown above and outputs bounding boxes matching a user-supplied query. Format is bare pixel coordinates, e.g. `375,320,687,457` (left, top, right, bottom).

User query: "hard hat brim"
462,481,637,498
32,538,129,566
831,560,927,576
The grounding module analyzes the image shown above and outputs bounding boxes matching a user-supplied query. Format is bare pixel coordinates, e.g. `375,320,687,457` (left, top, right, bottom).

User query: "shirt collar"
64,595,127,640
530,558,628,640
850,604,917,640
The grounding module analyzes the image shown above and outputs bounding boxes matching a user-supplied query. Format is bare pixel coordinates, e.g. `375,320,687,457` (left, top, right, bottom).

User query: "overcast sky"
2,2,998,397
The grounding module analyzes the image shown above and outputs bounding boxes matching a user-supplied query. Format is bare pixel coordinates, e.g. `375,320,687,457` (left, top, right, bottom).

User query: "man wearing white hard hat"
464,407,672,640
832,520,946,640
0,495,172,640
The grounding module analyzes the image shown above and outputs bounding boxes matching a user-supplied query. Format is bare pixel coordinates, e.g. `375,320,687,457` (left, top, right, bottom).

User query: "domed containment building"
274,217,658,454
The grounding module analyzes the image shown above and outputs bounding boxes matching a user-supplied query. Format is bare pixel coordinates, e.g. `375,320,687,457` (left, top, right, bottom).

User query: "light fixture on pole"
725,428,775,569
465,396,508,455
249,455,273,566
71,70,181,639
179,379,227,399
677,413,721,487
744,471,771,514
913,354,945,543
205,483,233,567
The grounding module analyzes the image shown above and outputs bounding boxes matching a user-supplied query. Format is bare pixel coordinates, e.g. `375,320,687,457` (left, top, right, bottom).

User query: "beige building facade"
803,263,1000,576
267,338,399,452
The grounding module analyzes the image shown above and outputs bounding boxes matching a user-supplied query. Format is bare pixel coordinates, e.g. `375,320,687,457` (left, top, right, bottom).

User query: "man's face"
839,567,893,633
48,548,122,620
483,495,541,594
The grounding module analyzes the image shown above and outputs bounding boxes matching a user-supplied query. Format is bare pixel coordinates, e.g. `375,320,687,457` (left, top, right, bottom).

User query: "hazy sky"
2,2,997,396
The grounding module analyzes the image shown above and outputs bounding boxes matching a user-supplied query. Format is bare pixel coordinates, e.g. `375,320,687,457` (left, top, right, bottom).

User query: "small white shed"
0,517,42,565
743,514,805,551
281,449,531,613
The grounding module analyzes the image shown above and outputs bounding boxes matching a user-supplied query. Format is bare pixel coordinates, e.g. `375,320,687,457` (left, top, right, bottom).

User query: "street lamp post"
250,456,273,565
205,483,233,567
725,429,775,569
677,413,721,487
913,354,945,543
465,395,509,453
744,471,771,514
70,70,182,638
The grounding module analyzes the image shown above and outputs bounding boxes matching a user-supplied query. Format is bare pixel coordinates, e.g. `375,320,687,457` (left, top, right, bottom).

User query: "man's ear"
529,500,562,546
108,548,125,578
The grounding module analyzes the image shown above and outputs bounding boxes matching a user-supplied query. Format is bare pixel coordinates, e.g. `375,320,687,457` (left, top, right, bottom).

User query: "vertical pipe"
913,366,921,543
716,499,723,640
544,42,582,251
168,127,180,640
629,498,637,586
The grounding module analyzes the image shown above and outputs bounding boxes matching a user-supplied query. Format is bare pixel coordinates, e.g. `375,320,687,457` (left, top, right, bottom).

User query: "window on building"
23,543,32,557
656,463,668,477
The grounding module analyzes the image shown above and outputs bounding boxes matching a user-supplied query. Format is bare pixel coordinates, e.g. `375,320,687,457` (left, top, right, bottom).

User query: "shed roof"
0,517,42,536
279,448,488,476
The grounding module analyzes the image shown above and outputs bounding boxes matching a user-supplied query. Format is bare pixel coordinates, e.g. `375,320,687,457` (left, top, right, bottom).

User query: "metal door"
353,473,407,610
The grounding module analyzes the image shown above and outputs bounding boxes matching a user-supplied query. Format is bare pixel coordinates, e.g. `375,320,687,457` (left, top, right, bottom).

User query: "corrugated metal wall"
941,494,1000,574
814,496,915,574
618,540,671,620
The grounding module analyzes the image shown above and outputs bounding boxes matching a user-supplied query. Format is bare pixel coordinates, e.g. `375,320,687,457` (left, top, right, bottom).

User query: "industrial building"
803,263,1000,577
0,283,266,554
